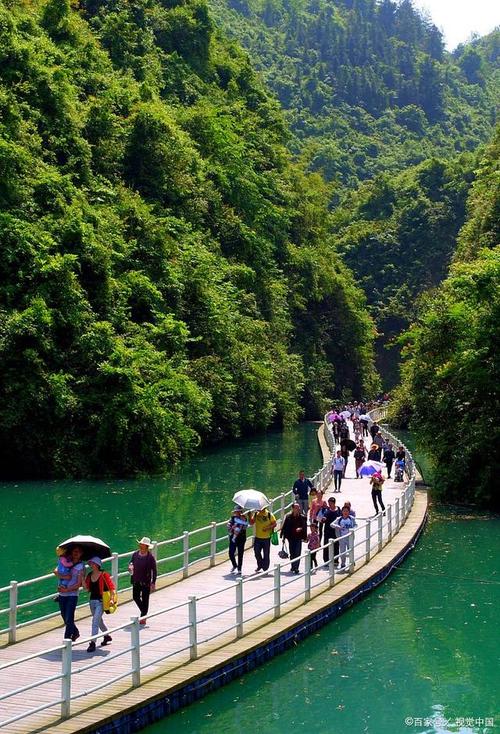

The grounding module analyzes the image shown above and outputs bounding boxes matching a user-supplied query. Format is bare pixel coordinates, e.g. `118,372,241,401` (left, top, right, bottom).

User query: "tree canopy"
0,0,378,477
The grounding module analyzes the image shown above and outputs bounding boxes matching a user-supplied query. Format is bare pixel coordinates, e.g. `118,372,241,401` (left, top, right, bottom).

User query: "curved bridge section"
0,411,428,734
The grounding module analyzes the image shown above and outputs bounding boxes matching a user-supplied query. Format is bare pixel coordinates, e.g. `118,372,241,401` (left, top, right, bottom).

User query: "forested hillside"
0,0,379,478
333,154,477,383
209,0,499,186
389,128,500,508
208,0,498,383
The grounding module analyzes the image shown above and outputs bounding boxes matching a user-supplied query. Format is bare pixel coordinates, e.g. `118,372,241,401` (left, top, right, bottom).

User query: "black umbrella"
58,535,111,561
341,439,356,452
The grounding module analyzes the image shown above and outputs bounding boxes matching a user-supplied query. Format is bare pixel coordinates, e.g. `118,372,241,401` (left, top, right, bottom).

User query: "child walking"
307,522,320,572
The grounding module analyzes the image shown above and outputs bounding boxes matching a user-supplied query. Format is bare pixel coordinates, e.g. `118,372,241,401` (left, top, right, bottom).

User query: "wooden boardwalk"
0,424,425,733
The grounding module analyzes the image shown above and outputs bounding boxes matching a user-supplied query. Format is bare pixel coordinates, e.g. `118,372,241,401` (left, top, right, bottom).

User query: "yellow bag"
102,589,118,614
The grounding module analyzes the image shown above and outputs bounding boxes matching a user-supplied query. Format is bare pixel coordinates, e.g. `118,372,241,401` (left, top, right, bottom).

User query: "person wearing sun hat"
128,536,157,624
84,557,115,653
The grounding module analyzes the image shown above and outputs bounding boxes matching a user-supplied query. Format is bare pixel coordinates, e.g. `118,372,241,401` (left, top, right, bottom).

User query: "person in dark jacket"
354,443,367,478
280,502,307,573
292,470,314,516
383,444,395,478
369,422,380,440
128,537,157,624
368,444,382,462
321,496,341,565
227,507,249,576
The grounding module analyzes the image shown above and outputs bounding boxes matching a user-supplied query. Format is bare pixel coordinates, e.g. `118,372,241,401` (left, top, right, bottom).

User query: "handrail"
1,435,336,644
0,407,418,729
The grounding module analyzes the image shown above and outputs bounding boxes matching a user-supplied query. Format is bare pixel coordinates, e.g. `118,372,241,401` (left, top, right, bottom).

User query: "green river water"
2,424,499,733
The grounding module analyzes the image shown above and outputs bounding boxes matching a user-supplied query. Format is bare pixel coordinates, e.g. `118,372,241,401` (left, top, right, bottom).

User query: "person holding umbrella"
55,545,85,641
129,537,157,624
370,471,386,515
227,507,249,576
55,536,111,642
249,506,277,574
84,557,115,652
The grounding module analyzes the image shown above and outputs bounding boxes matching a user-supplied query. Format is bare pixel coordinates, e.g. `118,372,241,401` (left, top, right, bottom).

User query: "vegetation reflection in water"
0,423,321,588
144,506,500,734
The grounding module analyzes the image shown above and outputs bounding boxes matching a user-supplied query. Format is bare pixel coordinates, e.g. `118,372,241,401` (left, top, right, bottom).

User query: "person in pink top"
310,489,325,522
307,522,320,572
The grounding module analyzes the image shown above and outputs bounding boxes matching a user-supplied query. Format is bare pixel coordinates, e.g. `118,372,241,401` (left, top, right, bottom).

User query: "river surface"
2,424,499,734
0,424,321,587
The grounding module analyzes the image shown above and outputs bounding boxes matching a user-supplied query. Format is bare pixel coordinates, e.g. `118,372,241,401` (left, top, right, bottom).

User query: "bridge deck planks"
0,429,423,734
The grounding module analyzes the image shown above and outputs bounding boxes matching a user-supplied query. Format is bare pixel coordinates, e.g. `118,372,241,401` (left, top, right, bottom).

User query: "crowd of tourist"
52,398,404,650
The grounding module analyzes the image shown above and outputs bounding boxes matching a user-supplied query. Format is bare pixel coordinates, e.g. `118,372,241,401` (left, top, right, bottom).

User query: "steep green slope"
0,0,378,478
389,128,500,508
208,0,499,186
332,154,477,384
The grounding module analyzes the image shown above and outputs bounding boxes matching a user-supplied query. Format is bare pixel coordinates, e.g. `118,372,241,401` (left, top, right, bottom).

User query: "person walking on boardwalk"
280,502,307,574
292,470,314,515
307,522,320,572
84,557,115,652
321,496,341,565
332,506,357,573
249,507,277,573
332,450,345,492
227,507,249,577
354,442,367,478
370,472,386,515
369,422,380,441
368,443,382,462
56,545,85,641
383,443,395,478
129,537,157,624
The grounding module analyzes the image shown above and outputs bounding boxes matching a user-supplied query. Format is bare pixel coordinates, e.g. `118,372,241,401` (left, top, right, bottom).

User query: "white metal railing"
0,408,418,728
0,433,335,645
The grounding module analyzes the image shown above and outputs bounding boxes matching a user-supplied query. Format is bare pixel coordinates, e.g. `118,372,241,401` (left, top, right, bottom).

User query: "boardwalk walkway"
0,418,424,733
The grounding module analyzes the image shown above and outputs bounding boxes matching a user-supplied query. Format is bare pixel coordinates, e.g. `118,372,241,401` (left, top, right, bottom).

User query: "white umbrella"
359,414,370,422
340,410,351,419
232,489,270,511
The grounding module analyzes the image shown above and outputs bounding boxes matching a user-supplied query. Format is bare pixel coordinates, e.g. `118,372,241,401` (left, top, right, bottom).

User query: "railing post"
8,581,17,644
395,497,400,533
111,552,119,590
387,505,392,540
183,531,189,579
151,541,158,563
348,530,355,572
188,596,197,660
400,492,406,525
365,519,371,562
378,513,383,552
273,564,281,619
130,617,141,687
280,493,286,523
236,578,243,638
304,550,311,601
328,539,335,587
61,638,72,719
210,522,217,567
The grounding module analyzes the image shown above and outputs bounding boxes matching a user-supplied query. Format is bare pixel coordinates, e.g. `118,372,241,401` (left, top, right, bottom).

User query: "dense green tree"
0,0,377,477
389,128,500,508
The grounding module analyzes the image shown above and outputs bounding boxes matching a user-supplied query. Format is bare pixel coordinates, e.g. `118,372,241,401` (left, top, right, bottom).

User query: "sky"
412,0,500,50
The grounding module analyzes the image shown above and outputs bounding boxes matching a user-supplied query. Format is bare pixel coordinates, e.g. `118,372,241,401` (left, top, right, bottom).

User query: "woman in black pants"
227,507,249,577
321,497,341,565
128,537,157,624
